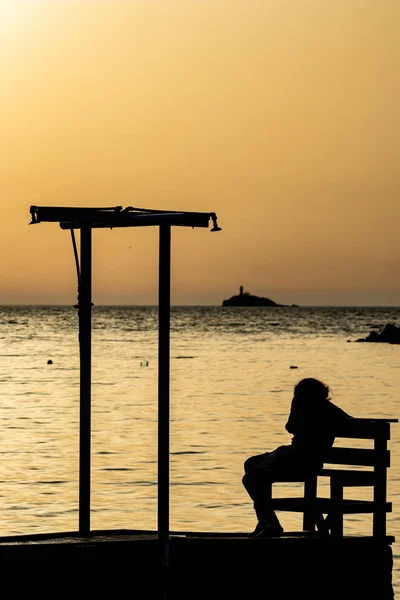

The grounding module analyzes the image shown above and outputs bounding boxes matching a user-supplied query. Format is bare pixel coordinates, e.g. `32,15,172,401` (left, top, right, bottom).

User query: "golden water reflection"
0,320,399,592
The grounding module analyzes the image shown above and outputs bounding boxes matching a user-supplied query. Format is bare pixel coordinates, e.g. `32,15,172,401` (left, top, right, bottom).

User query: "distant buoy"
47,360,53,365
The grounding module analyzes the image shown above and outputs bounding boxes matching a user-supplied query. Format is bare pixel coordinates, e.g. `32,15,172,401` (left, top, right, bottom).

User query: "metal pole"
79,225,92,534
158,225,171,566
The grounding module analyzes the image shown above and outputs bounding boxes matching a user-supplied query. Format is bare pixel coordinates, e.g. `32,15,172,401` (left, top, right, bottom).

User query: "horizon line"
0,303,399,309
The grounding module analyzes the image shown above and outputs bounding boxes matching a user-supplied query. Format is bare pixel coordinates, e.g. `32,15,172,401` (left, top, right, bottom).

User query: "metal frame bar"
30,205,215,230
79,226,92,534
158,225,171,565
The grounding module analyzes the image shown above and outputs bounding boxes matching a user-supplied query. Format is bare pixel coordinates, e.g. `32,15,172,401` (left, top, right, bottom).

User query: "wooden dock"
0,529,394,599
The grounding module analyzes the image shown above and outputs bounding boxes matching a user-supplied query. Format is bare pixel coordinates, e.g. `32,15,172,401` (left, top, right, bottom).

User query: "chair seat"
270,497,392,514
319,469,377,486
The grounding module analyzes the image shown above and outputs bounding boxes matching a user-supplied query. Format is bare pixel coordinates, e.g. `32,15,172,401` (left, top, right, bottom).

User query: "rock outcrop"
354,323,400,344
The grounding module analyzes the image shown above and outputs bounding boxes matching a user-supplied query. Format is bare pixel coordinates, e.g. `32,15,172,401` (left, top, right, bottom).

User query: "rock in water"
354,323,400,344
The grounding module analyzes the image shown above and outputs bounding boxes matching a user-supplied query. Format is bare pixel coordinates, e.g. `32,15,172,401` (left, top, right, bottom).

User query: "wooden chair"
268,418,397,538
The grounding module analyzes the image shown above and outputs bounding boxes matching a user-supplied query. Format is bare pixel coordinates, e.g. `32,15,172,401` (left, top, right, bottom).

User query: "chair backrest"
323,418,397,470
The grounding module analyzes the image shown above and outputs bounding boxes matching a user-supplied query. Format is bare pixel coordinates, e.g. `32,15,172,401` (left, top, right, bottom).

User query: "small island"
222,286,295,307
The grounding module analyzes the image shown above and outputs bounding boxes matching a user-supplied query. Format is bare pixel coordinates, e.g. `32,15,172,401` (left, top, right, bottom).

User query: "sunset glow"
1,0,399,305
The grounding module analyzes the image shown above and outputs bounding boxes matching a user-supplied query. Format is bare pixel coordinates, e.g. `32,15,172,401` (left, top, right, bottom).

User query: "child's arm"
285,393,303,434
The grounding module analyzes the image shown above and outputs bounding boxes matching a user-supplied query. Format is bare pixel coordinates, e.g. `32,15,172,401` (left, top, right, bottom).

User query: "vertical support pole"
79,225,92,534
158,225,171,566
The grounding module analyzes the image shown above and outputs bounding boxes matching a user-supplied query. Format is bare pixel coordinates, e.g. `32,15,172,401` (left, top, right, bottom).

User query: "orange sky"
1,0,399,306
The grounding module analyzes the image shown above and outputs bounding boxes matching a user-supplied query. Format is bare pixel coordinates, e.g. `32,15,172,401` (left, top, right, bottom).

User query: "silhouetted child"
242,377,352,537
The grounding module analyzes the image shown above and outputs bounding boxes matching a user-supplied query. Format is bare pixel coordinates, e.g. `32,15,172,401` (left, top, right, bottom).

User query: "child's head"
294,378,331,401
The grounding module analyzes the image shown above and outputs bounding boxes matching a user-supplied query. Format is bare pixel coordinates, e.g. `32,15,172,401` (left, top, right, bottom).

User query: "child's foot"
248,521,283,538
248,521,267,537
255,523,283,538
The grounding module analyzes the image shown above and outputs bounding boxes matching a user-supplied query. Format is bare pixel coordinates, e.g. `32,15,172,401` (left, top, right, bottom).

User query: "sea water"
0,305,399,590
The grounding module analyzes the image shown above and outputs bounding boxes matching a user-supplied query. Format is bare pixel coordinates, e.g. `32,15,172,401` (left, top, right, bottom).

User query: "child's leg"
243,468,283,533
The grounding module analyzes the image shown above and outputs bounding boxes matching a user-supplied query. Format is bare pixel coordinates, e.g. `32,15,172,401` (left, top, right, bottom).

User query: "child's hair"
294,378,331,401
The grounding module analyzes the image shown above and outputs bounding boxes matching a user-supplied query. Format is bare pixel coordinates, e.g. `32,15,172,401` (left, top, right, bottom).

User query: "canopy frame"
29,205,221,564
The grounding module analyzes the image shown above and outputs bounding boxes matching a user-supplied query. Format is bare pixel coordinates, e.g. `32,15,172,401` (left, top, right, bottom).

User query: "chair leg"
303,476,318,531
330,479,344,538
373,508,386,538
303,510,315,531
